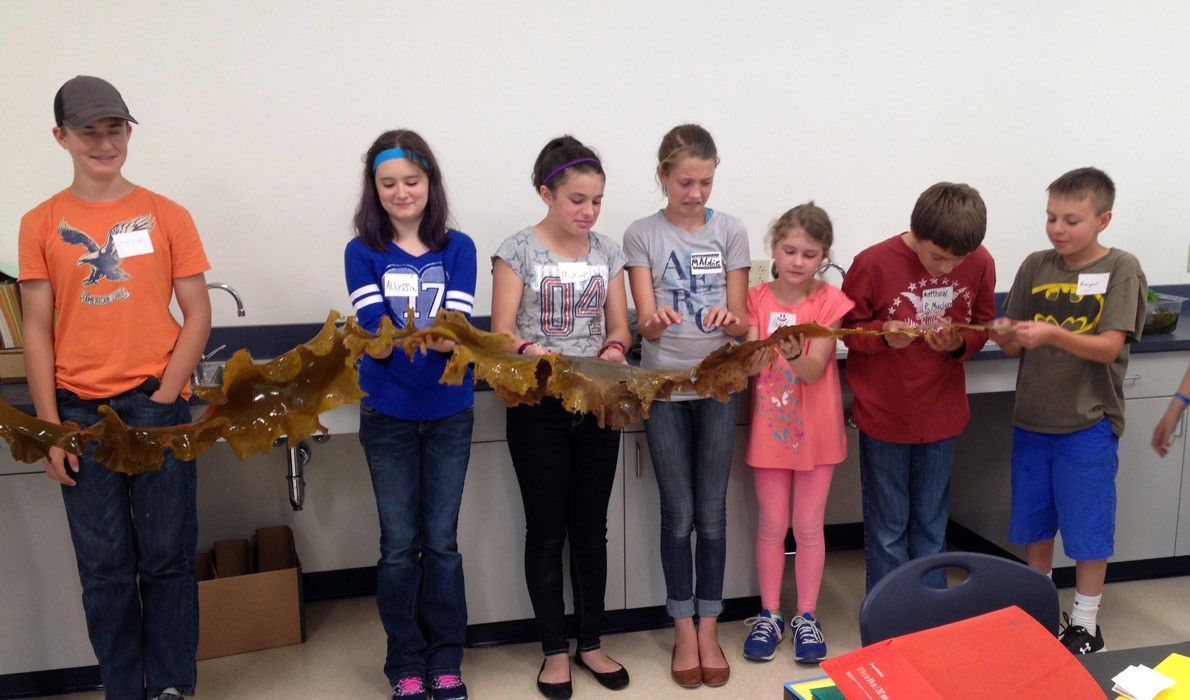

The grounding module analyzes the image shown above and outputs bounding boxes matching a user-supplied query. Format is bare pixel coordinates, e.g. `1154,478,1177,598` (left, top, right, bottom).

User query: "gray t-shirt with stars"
493,226,626,356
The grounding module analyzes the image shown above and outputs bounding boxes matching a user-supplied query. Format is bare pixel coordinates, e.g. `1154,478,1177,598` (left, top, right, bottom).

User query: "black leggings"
506,398,622,656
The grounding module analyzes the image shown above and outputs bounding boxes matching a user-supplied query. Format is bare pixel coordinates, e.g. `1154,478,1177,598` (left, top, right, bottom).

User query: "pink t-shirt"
746,282,854,470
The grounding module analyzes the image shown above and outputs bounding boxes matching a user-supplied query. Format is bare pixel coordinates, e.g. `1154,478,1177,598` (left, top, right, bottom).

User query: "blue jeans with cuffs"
643,395,739,619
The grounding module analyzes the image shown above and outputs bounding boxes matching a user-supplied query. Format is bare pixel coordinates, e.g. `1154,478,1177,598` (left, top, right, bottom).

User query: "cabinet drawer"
1123,352,1190,400
0,452,41,476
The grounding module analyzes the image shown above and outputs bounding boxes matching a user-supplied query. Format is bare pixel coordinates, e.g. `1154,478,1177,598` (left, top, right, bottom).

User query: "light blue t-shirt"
623,209,750,374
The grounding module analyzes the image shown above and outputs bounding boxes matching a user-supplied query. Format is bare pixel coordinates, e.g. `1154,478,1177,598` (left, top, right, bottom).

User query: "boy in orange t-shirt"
18,76,211,700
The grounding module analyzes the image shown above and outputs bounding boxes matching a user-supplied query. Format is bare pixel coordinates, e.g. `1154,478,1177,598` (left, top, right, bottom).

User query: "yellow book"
1115,654,1190,700
1154,654,1190,699
785,675,837,700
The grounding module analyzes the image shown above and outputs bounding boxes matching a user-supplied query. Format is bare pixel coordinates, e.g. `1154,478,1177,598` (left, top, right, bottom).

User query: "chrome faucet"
193,282,245,385
207,282,246,317
817,262,847,279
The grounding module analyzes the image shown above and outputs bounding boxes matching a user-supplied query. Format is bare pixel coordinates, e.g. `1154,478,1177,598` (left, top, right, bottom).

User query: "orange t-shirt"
18,187,210,399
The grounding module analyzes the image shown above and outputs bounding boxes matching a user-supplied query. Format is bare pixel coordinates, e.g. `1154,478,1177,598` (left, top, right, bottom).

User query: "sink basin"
192,360,225,388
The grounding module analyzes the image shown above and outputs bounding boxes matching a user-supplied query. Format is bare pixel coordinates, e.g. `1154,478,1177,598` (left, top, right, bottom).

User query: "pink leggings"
753,465,835,614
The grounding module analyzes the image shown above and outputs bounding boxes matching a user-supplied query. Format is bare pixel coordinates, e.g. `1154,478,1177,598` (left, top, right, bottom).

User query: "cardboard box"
0,349,25,382
194,525,305,660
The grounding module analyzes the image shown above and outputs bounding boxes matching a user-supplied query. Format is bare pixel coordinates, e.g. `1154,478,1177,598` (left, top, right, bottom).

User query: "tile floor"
41,549,1190,699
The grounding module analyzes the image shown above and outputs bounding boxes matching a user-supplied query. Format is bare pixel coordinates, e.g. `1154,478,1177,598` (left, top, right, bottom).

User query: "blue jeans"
643,395,738,619
858,432,956,592
57,387,198,700
358,402,473,683
506,399,622,656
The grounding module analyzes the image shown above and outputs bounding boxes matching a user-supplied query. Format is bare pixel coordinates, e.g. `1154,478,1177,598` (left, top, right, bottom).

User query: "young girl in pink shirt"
742,203,853,665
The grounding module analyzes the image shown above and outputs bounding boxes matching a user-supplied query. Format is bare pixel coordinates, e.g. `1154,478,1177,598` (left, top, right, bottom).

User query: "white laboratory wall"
1,1,1188,326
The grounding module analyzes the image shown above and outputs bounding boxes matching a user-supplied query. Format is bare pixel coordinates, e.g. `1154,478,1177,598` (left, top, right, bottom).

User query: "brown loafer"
671,647,702,688
701,644,730,687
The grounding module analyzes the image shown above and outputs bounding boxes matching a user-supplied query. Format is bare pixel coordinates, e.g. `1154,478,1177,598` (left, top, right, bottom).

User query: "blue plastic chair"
858,551,1059,646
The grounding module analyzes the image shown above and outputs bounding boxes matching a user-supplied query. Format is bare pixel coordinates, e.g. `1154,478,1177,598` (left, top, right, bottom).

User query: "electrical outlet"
749,258,771,287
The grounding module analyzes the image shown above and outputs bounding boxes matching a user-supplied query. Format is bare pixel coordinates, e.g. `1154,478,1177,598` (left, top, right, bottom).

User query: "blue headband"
372,147,430,173
543,157,600,185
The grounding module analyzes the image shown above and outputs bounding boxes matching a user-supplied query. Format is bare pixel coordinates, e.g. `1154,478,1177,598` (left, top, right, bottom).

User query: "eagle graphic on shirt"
57,215,152,306
57,215,153,286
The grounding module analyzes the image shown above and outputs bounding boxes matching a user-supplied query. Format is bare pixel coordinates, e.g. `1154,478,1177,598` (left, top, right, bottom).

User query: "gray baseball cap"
53,75,138,129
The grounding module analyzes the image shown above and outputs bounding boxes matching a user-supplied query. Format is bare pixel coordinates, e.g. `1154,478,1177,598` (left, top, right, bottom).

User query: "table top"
1077,640,1190,694
782,641,1190,699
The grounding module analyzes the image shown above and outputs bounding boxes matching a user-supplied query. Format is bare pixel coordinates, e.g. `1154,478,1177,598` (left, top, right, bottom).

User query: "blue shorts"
1008,418,1118,561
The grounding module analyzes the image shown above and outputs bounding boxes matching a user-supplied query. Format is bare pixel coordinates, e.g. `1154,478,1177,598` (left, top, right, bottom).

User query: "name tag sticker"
383,272,419,297
690,251,724,275
767,311,798,335
920,286,954,314
112,229,153,258
1077,273,1110,296
557,262,590,284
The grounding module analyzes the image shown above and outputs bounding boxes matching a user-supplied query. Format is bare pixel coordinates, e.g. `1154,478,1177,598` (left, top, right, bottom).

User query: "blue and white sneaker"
792,613,827,664
743,609,785,661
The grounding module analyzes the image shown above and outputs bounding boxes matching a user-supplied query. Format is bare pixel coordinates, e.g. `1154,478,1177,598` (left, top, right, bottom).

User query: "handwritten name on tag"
557,262,591,284
691,251,724,275
113,229,153,258
1077,273,1110,296
921,286,954,314
767,311,798,335
383,272,419,297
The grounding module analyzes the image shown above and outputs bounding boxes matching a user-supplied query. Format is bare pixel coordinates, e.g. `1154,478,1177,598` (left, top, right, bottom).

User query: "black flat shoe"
536,658,573,700
575,652,630,691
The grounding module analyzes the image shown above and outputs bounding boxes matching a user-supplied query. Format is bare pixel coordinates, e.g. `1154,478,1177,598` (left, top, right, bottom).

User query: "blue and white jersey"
344,230,477,420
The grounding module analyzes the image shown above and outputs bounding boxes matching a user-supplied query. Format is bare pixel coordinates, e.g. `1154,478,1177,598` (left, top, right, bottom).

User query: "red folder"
821,606,1106,699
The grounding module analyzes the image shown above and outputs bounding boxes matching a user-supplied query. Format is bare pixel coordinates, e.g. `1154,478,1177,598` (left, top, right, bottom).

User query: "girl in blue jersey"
344,130,477,700
492,136,632,699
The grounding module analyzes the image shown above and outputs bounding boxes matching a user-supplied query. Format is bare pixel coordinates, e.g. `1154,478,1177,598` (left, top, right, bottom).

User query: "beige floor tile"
38,549,1190,698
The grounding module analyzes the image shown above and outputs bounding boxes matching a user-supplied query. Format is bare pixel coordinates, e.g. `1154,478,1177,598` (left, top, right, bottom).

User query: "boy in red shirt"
840,183,996,592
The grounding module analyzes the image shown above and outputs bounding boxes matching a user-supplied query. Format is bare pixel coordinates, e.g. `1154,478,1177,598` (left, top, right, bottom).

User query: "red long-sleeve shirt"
840,234,996,443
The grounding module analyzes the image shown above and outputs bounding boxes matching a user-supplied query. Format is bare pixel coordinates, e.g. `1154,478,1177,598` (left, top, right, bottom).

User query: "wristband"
597,340,626,357
517,341,534,355
1176,392,1190,406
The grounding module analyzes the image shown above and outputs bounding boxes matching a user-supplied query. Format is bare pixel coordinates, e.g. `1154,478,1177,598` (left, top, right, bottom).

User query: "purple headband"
543,157,600,185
